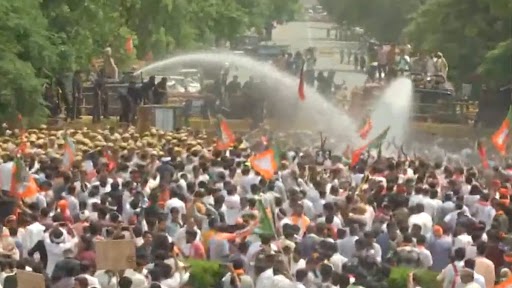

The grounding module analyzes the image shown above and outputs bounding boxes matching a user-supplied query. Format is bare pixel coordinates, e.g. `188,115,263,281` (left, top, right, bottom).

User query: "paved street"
273,20,366,90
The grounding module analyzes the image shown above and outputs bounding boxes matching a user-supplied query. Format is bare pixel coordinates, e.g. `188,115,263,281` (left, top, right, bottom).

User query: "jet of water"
135,51,359,144
368,78,414,146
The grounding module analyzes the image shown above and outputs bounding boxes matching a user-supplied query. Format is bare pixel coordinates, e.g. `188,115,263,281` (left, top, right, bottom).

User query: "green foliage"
403,0,512,85
184,261,440,288
320,0,422,42
0,0,54,124
185,259,225,287
1,0,299,125
322,0,512,86
388,267,441,288
479,39,512,84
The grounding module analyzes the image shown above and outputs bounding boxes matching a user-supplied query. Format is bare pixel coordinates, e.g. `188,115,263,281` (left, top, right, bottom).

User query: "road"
272,20,366,90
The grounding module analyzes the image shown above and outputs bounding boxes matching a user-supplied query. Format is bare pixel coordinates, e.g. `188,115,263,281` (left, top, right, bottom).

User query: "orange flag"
491,106,512,155
351,145,367,167
476,140,490,169
250,149,278,180
298,62,305,101
216,116,236,150
359,118,373,140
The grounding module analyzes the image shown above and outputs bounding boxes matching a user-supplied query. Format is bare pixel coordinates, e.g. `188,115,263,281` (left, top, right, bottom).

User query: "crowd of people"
0,122,511,288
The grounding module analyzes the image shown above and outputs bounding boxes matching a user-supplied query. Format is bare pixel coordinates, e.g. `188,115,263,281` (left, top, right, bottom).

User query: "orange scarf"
290,215,310,235
234,269,244,276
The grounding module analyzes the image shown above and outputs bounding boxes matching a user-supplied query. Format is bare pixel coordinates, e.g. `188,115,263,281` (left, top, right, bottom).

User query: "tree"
0,0,300,125
0,0,57,124
320,0,422,42
403,0,512,85
41,0,136,70
478,0,512,85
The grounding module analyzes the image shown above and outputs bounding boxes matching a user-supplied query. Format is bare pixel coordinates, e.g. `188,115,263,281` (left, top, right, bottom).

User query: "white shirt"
417,246,433,268
317,216,343,229
461,283,483,288
455,273,485,288
255,268,274,288
473,203,495,230
164,198,186,220
272,274,295,288
90,179,114,195
424,198,442,219
444,208,471,229
123,269,148,288
472,272,486,288
337,235,358,259
174,227,200,252
329,253,348,273
351,173,364,187
437,260,464,288
408,212,433,235
453,233,473,253
370,242,382,263
78,273,101,287
291,259,306,276
44,233,79,275
160,271,188,288
94,270,118,288
21,222,45,257
409,194,425,207
224,194,241,225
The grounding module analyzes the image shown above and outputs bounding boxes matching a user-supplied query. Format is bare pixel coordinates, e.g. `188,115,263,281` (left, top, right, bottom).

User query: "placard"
95,239,136,271
16,270,45,288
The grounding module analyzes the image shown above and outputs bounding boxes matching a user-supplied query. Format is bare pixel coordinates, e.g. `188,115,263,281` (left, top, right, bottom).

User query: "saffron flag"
103,150,117,172
82,160,97,181
350,126,390,167
125,36,134,55
495,275,512,288
250,149,278,180
476,140,490,169
10,157,38,199
298,62,305,101
491,106,512,155
350,145,367,167
215,116,235,150
62,134,75,171
359,118,373,140
254,198,275,236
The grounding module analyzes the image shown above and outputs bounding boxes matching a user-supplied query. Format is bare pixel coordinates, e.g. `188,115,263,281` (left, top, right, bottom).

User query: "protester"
0,115,510,288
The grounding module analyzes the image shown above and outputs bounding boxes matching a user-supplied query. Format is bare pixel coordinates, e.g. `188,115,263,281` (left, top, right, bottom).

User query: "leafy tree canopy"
321,0,512,86
0,0,299,125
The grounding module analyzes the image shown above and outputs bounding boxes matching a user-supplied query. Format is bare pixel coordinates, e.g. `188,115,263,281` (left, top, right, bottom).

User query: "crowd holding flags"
2,114,39,200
